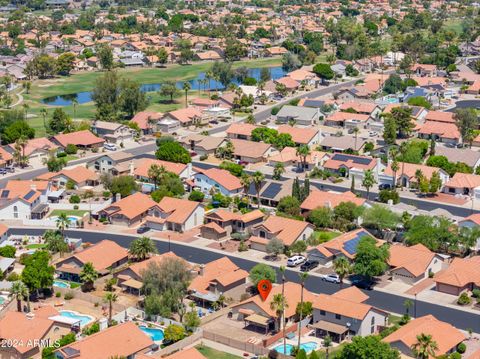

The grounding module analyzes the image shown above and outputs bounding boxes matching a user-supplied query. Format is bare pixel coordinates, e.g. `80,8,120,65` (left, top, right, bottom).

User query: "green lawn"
195,345,241,359
313,230,341,243
388,314,403,325
316,343,346,358
26,243,47,249
443,19,464,35
49,210,89,217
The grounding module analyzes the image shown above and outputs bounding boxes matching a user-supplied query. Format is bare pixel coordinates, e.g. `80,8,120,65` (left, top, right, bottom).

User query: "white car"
103,143,117,151
287,255,306,267
321,274,341,284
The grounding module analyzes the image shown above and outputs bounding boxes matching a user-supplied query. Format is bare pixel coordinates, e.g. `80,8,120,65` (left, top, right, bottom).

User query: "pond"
41,66,287,106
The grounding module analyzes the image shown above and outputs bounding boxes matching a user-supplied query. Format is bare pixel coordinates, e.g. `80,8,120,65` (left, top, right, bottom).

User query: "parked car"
350,276,373,290
321,274,341,283
287,255,306,267
4,166,14,173
379,183,391,190
136,226,150,234
300,260,319,272
103,143,117,151
0,168,7,175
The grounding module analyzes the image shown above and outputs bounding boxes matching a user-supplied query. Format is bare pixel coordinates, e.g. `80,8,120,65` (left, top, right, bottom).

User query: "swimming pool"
50,216,80,224
139,326,165,341
273,342,318,355
59,310,94,327
53,280,70,288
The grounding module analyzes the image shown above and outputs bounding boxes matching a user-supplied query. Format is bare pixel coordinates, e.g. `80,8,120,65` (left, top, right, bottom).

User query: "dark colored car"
136,226,150,234
300,260,319,272
350,277,374,290
4,166,14,173
0,168,6,175
379,183,391,190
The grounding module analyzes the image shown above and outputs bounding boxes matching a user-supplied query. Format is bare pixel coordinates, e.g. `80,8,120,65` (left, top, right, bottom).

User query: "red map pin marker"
258,279,272,301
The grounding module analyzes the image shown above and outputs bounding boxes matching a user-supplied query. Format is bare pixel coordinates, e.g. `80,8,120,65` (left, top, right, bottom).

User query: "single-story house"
434,256,480,295
276,105,320,126
51,130,105,150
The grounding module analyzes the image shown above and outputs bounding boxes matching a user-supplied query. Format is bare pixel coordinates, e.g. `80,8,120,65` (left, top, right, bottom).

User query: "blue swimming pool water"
139,326,165,341
50,215,79,223
60,310,93,327
41,66,288,106
53,280,70,288
273,342,318,355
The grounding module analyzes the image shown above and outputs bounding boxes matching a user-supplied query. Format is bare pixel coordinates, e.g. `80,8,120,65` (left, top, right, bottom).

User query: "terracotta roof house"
0,180,52,220
324,111,372,129
55,239,129,282
193,168,242,197
134,158,192,181
424,111,456,124
55,322,154,359
131,111,163,134
417,121,460,144
188,257,248,304
0,146,13,167
275,76,300,91
300,190,365,214
381,162,449,189
115,252,182,294
338,101,381,117
0,307,72,359
322,153,377,180
202,209,264,240
312,287,388,342
162,107,203,127
98,192,161,227
250,215,314,251
51,130,104,149
276,125,321,146
230,138,274,163
6,137,57,161
180,134,227,156
383,315,465,357
319,135,367,153
165,347,207,359
388,244,444,284
307,229,382,265
226,123,258,141
91,120,133,144
268,147,329,172
37,166,99,189
434,256,480,295
145,196,204,232
85,151,135,175
411,63,438,76
443,172,480,197
231,281,317,332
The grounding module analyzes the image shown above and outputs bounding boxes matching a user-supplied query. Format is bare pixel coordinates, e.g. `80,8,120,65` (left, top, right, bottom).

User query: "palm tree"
104,292,118,324
399,142,408,188
147,164,166,191
40,108,48,131
79,262,98,291
182,81,191,107
269,293,288,347
205,70,213,93
252,171,265,209
10,281,29,312
362,169,376,200
22,103,29,121
240,174,252,205
411,333,438,359
14,137,28,168
129,236,157,261
352,127,360,150
296,145,310,172
56,213,70,239
72,98,78,119
333,257,351,288
297,272,308,349
279,265,287,354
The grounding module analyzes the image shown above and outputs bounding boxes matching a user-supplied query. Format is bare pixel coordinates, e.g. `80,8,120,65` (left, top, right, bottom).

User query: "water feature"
53,280,70,288
59,310,94,327
139,326,165,341
41,66,287,106
273,342,318,355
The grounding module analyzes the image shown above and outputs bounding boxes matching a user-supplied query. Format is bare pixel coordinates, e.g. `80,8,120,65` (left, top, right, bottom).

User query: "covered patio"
243,312,274,335
119,277,143,296
311,320,348,343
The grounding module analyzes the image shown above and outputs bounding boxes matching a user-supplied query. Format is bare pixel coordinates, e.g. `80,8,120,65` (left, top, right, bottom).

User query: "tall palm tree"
297,272,308,349
147,164,166,190
269,293,288,346
129,236,157,261
56,213,70,239
104,292,118,324
352,127,360,151
279,265,287,354
205,70,213,93
14,137,28,168
252,171,265,209
182,81,191,107
240,174,252,205
10,281,29,312
79,262,98,291
362,169,376,200
22,103,29,121
72,98,78,119
296,145,310,172
333,257,351,288
411,333,438,359
40,108,48,131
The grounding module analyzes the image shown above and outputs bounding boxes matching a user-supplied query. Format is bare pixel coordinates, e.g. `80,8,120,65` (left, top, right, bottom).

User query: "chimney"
199,264,205,276
30,184,37,191
26,312,34,320
115,193,121,203
129,161,135,176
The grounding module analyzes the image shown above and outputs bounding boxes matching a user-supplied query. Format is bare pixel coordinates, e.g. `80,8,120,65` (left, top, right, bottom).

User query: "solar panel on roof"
343,231,369,255
262,183,282,199
0,190,9,198
23,190,37,201
332,153,372,166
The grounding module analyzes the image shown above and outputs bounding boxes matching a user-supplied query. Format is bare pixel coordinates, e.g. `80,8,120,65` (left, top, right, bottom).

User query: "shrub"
199,154,208,161
472,289,480,298
457,343,466,354
271,106,282,115
188,190,205,202
66,179,76,190
379,189,400,204
450,352,461,359
457,292,471,305
69,195,80,204
73,205,79,210
82,322,100,336
399,314,410,325
238,240,248,252
103,191,111,198
6,272,20,281
57,152,67,158
65,144,78,155
55,292,61,298
64,291,75,300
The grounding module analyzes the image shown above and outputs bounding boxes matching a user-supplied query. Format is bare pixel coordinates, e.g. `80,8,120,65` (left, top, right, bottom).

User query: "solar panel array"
332,153,372,166
303,100,325,108
343,231,369,255
23,190,37,201
262,183,282,199
0,190,9,198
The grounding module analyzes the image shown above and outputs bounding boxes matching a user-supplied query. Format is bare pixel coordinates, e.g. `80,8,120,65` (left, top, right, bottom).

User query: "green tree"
353,237,390,279
55,52,75,75
270,293,288,346
266,238,285,258
119,78,147,118
297,272,309,349
182,81,191,107
3,121,34,144
282,52,302,71
333,257,352,287
97,44,114,70
313,63,334,84
43,150,67,172
21,251,55,295
252,171,265,209
147,164,166,191
0,245,15,258
101,175,139,198
382,114,397,145
129,237,157,261
79,262,98,291
296,145,310,172
91,70,121,120
10,281,29,312
164,324,186,343
44,230,68,256
362,205,400,232
47,108,72,134
277,195,301,217
411,333,438,359
183,305,201,329
455,108,477,142
248,263,277,287
308,207,333,228
429,171,442,194
390,107,414,138
273,162,285,180
56,213,70,238
362,169,376,199
159,80,180,103
104,292,118,324
155,138,191,164
338,335,400,359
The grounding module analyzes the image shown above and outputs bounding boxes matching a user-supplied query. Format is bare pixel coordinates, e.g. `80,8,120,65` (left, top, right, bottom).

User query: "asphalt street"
11,227,480,332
